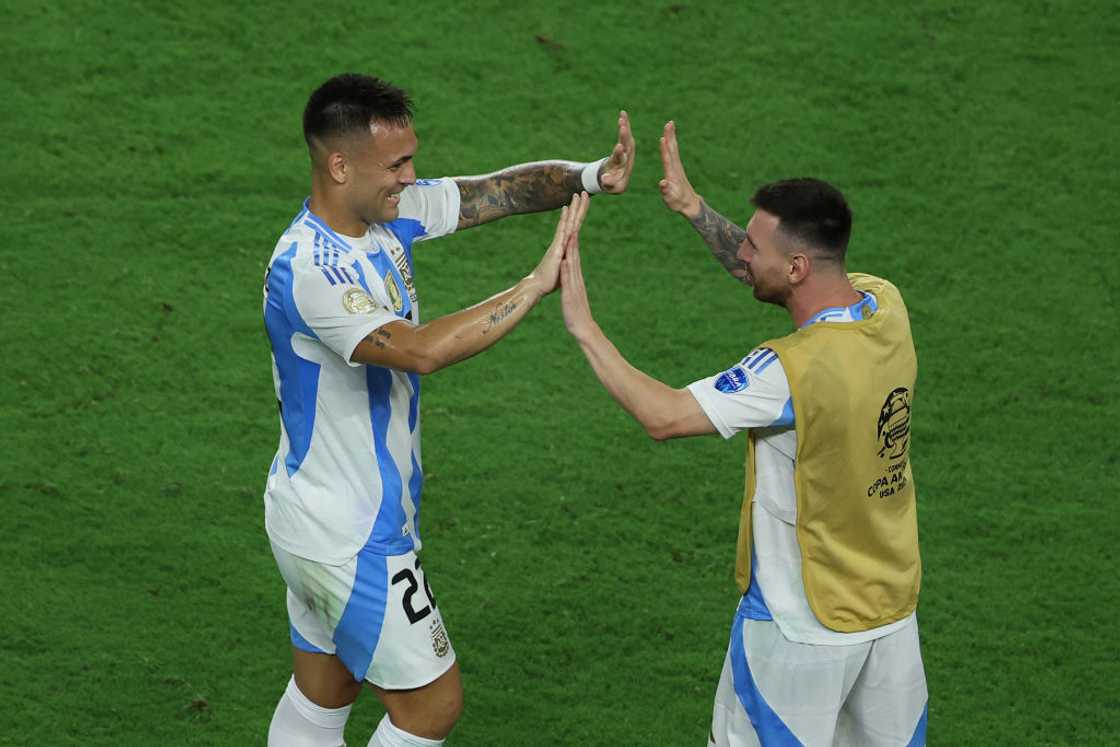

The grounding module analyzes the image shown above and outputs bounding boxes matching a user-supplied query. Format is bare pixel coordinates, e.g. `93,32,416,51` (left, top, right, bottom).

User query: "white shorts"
709,606,928,747
271,542,456,690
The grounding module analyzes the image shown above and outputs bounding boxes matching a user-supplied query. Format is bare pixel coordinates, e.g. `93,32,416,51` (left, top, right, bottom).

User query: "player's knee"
427,681,463,737
382,677,462,740
444,685,464,728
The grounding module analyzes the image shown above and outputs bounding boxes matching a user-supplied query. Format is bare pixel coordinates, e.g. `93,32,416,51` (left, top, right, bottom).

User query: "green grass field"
3,1,1118,744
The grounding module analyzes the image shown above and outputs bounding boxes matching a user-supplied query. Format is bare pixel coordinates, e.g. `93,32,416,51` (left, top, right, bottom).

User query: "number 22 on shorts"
391,556,437,624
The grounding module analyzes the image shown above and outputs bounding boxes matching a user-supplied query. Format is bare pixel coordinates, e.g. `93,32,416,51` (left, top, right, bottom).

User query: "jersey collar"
801,291,879,328
301,198,365,251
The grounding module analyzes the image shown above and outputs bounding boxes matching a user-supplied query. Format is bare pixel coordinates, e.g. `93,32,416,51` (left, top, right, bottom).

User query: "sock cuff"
372,713,445,746
285,676,353,730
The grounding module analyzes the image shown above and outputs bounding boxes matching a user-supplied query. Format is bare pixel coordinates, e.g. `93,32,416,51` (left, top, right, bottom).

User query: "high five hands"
532,192,592,297
560,117,707,338
559,194,595,341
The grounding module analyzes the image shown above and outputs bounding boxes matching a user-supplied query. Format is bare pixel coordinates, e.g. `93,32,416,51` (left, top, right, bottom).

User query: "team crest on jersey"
342,288,379,314
876,387,911,460
714,366,750,393
384,271,404,313
388,245,417,304
429,618,450,658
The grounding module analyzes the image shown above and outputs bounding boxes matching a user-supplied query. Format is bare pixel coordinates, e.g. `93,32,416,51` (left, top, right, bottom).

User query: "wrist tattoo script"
482,300,520,334
457,162,584,229
689,201,751,283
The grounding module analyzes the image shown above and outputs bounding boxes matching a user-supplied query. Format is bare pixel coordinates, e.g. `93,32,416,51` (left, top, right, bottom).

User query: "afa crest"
384,271,404,313
430,618,450,658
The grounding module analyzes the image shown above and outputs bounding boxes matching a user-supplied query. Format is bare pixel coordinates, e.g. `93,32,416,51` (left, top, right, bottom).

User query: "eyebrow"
388,154,414,168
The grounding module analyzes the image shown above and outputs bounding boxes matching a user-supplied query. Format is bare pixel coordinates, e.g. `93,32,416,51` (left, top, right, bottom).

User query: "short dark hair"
750,178,852,258
302,73,413,150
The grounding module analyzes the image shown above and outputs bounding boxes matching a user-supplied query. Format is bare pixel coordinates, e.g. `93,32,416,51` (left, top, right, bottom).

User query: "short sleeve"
290,257,403,365
395,177,461,243
686,347,795,439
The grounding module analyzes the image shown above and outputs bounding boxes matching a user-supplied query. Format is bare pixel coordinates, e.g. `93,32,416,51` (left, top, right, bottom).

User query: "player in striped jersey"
554,123,927,746
262,73,625,747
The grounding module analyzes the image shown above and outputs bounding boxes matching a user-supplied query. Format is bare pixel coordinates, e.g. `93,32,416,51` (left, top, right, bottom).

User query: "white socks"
268,676,352,746
367,714,445,747
266,677,445,747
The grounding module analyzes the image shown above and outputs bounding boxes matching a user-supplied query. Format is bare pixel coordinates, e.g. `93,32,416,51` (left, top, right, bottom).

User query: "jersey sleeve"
289,255,403,366
686,347,795,439
395,177,461,243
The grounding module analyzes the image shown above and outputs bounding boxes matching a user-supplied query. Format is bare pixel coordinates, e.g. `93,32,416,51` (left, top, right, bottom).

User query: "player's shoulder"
742,346,782,374
276,212,357,268
711,346,789,395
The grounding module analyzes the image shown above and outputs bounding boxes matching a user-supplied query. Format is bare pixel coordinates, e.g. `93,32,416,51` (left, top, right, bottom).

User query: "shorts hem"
364,651,457,691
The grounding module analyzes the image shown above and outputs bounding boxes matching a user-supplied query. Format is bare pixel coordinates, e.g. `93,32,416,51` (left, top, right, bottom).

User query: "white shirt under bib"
687,293,916,645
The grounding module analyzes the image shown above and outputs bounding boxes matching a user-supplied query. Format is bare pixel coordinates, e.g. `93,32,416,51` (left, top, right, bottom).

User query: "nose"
736,238,752,263
400,160,417,186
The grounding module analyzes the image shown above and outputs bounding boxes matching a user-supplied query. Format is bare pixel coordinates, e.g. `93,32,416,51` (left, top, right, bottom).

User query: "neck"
786,271,861,328
308,175,367,238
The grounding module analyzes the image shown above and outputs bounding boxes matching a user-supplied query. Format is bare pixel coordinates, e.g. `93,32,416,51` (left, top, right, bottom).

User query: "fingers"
664,120,679,157
553,204,570,240
574,189,591,228
659,134,672,174
660,120,682,175
619,110,634,149
618,110,635,174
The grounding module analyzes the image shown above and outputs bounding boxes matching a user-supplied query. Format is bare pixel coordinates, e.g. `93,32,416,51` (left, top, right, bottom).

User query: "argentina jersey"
687,290,916,646
262,178,460,564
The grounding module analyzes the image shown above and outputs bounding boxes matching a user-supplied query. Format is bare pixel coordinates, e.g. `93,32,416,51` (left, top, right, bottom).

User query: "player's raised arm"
454,111,634,230
353,193,591,373
559,207,716,442
659,121,750,284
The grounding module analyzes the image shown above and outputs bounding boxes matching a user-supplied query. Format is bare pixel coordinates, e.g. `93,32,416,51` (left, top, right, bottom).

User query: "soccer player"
556,122,928,746
261,72,624,747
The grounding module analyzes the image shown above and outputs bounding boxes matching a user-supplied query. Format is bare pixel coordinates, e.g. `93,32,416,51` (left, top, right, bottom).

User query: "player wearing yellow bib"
557,122,927,746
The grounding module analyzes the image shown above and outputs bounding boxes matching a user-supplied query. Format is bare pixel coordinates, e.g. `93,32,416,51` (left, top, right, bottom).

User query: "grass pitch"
2,1,1117,744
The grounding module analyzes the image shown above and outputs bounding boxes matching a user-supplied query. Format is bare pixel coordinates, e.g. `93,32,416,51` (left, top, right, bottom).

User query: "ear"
788,252,812,285
327,151,349,185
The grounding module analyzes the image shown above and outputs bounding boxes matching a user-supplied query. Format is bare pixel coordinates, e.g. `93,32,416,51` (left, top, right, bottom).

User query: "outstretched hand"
560,201,596,341
598,110,636,194
658,120,702,219
530,192,591,297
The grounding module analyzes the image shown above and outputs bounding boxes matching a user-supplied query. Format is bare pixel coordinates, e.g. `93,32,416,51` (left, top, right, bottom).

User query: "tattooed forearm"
456,161,585,230
689,200,750,283
365,328,392,349
482,300,520,334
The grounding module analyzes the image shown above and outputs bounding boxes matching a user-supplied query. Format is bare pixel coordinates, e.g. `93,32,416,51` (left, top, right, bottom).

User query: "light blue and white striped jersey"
262,178,460,564
687,291,915,645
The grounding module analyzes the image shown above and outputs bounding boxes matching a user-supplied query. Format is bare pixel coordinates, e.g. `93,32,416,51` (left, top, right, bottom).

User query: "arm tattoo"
689,200,750,283
456,161,584,230
364,328,392,349
482,300,520,334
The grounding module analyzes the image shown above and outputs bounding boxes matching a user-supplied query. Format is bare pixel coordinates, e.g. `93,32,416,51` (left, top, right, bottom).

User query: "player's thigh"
291,647,363,708
837,619,928,747
710,615,870,747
